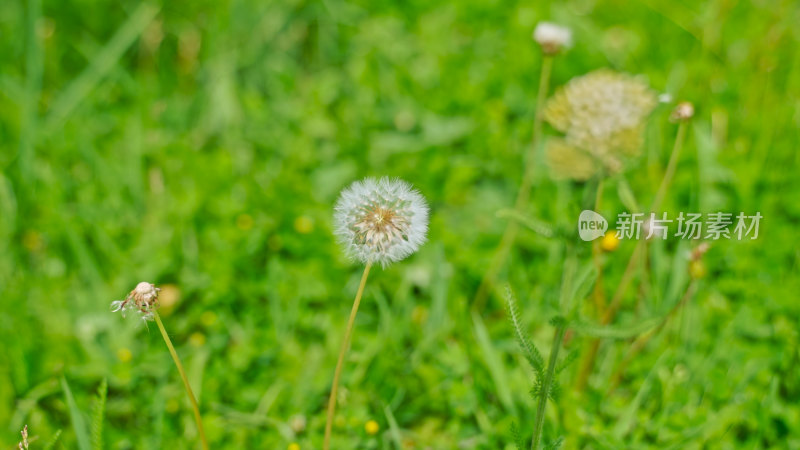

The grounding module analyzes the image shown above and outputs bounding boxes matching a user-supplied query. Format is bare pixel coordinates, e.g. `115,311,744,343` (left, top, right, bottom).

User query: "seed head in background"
533,22,572,55
543,69,657,180
334,177,429,268
110,281,160,321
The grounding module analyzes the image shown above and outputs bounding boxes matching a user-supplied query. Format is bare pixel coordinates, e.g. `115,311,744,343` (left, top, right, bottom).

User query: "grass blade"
60,376,90,450
472,310,517,415
43,429,62,450
41,3,159,134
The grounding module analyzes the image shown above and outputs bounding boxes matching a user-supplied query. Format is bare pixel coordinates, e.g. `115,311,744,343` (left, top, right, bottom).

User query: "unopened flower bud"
533,22,572,55
670,101,694,122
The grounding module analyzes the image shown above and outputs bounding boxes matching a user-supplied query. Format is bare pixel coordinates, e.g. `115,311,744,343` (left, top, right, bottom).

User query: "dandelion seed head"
544,69,657,178
545,139,599,181
533,22,572,55
111,281,161,321
334,177,428,267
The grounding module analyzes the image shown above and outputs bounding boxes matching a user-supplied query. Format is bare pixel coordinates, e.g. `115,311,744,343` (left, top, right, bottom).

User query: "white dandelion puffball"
334,177,429,267
533,22,572,54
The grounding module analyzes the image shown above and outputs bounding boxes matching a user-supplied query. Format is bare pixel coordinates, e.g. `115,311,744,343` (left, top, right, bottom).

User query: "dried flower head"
533,22,572,55
334,177,429,267
111,281,161,321
19,425,28,450
543,69,657,179
670,101,695,122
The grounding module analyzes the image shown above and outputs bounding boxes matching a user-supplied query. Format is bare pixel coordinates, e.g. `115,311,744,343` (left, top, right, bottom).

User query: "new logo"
578,210,607,241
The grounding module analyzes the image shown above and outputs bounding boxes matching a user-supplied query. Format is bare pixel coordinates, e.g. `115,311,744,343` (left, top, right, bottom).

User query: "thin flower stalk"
576,110,691,390
473,55,553,311
153,311,209,450
323,261,372,450
111,283,208,450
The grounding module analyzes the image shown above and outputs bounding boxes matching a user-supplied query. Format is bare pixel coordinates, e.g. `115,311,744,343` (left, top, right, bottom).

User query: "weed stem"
532,324,566,450
474,55,553,311
153,311,209,450
324,262,373,449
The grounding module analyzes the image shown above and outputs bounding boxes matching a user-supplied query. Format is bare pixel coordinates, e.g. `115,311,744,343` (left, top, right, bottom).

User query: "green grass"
1,0,799,448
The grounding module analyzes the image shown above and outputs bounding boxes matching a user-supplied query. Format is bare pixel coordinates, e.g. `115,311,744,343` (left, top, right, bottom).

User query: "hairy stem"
153,311,209,450
473,55,553,311
531,324,566,450
324,262,373,450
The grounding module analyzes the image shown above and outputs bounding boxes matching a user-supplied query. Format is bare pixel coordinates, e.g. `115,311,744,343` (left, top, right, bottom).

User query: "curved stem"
575,122,689,391
324,262,373,450
531,324,565,450
473,55,553,311
153,311,209,450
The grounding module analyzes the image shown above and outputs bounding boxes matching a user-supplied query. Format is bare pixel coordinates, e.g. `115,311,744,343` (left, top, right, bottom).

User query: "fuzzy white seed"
334,177,429,267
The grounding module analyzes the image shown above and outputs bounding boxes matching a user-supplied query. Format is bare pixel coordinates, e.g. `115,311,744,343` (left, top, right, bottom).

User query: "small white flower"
111,281,161,321
334,177,429,267
533,22,572,55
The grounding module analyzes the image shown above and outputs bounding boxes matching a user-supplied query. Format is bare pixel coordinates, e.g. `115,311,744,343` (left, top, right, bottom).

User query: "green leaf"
60,377,90,450
616,175,642,213
90,379,107,450
505,286,545,377
567,264,598,315
511,422,526,450
42,429,62,450
472,310,517,415
555,348,579,375
383,404,404,450
496,209,556,238
544,436,565,450
41,3,160,134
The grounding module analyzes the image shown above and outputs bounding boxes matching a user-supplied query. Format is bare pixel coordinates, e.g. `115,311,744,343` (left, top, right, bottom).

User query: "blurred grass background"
1,0,799,448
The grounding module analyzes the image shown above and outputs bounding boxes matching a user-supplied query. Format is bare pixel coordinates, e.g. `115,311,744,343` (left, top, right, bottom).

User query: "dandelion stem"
531,323,565,450
473,55,553,311
324,262,373,450
575,121,689,391
650,121,687,214
153,311,209,450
